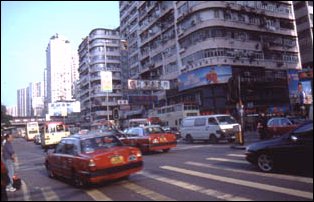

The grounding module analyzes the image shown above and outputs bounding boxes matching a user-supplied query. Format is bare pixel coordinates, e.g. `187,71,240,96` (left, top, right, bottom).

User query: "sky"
1,1,120,107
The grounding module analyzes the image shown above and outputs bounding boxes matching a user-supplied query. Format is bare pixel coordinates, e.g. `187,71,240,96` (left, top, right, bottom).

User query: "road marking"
173,144,227,151
139,171,252,201
185,161,313,184
21,180,31,201
121,181,175,201
85,189,112,201
161,166,313,200
227,154,246,158
206,157,248,164
41,187,60,201
17,165,45,172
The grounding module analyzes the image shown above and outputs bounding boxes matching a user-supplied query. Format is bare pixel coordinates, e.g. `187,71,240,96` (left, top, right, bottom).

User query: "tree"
1,104,13,127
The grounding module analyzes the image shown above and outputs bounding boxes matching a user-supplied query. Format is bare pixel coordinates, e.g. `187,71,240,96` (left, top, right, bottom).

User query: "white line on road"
161,166,313,200
206,157,248,164
85,189,113,201
121,181,175,201
185,161,313,184
21,180,31,201
227,154,246,158
41,187,60,201
139,171,252,201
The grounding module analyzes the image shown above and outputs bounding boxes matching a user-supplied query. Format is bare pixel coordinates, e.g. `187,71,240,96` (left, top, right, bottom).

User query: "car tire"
209,134,218,144
162,148,170,153
72,172,85,188
257,153,274,172
185,135,193,144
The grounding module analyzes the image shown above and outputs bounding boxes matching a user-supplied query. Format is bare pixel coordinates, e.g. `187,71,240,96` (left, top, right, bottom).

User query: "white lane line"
41,187,60,201
161,166,313,200
185,161,313,184
206,157,248,164
139,171,252,201
21,180,31,201
85,189,113,201
121,181,175,201
227,154,246,158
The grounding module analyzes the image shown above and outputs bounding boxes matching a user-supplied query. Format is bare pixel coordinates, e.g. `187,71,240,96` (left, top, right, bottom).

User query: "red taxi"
121,126,177,153
45,130,143,187
266,117,299,137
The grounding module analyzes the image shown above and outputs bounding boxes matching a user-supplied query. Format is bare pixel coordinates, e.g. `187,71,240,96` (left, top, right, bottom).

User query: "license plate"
110,156,124,164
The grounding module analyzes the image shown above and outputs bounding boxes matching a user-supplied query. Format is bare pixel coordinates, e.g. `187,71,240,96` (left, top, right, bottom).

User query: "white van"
180,114,241,143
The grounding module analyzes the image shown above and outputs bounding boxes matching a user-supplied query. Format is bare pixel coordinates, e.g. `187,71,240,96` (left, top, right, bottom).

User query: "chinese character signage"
128,80,170,90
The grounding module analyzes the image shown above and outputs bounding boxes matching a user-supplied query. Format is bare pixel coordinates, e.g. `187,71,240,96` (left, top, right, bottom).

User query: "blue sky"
1,1,120,107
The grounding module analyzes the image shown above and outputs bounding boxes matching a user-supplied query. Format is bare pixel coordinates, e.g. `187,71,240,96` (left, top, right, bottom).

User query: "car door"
194,118,206,139
58,139,76,179
289,123,313,167
50,141,66,177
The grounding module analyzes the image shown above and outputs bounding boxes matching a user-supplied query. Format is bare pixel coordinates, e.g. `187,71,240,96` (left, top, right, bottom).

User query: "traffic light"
112,108,119,120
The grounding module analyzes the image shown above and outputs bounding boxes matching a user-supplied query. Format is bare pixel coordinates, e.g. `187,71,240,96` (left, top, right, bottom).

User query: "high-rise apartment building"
120,1,301,119
17,88,27,117
28,81,44,117
293,1,313,68
78,28,122,127
45,34,78,105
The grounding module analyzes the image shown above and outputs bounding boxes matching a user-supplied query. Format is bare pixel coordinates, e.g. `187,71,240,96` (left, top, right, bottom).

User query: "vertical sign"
101,71,112,92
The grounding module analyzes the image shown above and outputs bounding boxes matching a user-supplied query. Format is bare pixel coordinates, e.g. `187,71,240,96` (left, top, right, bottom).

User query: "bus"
41,122,70,149
150,103,200,129
26,122,40,141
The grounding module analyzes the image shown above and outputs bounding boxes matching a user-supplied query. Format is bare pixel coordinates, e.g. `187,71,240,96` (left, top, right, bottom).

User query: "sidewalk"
230,131,260,150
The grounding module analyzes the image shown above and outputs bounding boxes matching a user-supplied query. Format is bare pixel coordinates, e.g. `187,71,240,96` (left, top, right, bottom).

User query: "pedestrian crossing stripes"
120,181,175,201
185,161,313,184
14,153,313,201
160,165,313,200
206,157,249,164
139,171,252,201
85,189,112,201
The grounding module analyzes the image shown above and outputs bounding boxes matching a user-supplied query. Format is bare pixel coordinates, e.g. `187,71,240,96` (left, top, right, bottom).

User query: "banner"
101,71,112,92
178,66,232,91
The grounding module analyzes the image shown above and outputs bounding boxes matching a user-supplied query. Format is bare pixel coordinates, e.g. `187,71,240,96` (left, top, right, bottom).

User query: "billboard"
178,66,232,91
48,101,80,116
101,71,112,92
128,80,170,90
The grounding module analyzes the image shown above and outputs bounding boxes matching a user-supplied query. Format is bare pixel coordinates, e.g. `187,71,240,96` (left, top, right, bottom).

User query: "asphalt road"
7,137,313,201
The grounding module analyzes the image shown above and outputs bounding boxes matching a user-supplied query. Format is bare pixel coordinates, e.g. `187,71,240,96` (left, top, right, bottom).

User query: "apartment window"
214,9,220,18
296,16,309,25
294,2,306,10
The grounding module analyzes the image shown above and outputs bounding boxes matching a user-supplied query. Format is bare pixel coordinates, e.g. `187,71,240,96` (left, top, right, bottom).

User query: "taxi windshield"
80,135,122,153
144,127,164,134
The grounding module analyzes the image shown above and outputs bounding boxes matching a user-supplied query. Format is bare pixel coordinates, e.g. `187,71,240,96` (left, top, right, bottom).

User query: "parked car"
180,114,240,143
122,125,177,153
266,117,299,137
245,120,313,172
45,130,143,187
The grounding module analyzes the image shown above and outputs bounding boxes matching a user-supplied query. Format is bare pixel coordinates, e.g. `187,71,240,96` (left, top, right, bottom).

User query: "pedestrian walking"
257,113,268,140
3,133,17,192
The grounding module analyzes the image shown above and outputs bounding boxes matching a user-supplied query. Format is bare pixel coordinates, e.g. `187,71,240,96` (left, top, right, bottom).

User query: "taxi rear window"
80,135,122,153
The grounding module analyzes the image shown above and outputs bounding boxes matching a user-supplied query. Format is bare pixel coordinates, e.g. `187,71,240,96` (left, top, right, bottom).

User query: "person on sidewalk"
3,133,17,192
257,113,268,140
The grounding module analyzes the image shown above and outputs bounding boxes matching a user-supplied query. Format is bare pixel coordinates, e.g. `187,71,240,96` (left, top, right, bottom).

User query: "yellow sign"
101,71,112,92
